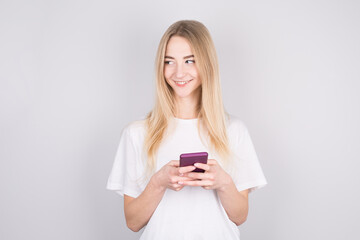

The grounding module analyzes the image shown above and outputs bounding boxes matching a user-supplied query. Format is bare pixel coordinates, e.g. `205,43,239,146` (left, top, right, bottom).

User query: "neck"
174,91,200,119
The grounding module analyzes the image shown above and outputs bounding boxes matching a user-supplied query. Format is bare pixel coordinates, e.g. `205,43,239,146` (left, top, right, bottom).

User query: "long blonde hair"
143,20,231,178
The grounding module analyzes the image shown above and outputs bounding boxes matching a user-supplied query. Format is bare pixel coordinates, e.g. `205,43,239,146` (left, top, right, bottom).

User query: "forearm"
125,176,166,232
216,178,249,226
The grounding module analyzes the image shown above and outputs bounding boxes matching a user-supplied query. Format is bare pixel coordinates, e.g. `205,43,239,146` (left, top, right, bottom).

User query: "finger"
172,183,182,189
187,172,213,180
194,163,211,171
207,159,217,165
170,175,195,183
177,176,195,182
168,160,180,167
174,186,184,191
179,180,213,187
170,186,183,191
178,165,196,174
170,176,193,184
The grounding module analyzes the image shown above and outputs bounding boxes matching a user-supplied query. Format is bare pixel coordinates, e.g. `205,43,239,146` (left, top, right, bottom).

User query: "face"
164,36,201,100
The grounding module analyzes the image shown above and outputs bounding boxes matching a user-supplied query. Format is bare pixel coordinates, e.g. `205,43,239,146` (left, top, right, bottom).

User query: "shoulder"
226,113,248,132
125,118,146,132
225,113,251,143
122,117,147,142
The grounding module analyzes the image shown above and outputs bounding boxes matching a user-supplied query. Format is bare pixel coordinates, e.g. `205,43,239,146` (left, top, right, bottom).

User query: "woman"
107,20,267,239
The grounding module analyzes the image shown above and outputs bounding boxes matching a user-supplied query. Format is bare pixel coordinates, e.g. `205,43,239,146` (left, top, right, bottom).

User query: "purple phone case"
180,152,208,173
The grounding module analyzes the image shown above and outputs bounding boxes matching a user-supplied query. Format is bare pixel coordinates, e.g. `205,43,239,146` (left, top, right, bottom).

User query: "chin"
174,92,192,98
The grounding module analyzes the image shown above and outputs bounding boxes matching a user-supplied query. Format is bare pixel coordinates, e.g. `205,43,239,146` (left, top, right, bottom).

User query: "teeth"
175,80,191,85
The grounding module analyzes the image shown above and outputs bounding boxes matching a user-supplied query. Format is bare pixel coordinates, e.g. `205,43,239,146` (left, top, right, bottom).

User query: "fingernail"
178,182,183,185
179,173,184,177
194,163,199,167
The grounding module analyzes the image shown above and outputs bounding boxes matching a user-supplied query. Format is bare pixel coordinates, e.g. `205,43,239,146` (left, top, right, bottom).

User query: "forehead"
165,36,193,56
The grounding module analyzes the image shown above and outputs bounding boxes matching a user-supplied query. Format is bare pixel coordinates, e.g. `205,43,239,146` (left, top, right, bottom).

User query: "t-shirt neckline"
173,117,198,123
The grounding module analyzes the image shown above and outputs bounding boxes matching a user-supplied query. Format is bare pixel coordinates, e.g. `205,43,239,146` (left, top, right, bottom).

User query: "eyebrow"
164,54,194,59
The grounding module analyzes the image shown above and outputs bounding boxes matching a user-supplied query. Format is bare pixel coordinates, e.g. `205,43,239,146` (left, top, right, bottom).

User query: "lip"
173,79,193,87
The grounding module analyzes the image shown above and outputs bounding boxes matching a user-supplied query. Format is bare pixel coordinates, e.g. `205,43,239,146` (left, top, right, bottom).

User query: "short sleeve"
230,121,267,193
106,126,143,198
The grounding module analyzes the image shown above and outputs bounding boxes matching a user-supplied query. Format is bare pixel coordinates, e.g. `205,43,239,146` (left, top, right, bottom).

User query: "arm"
179,159,249,226
216,178,249,226
124,177,166,232
124,161,195,232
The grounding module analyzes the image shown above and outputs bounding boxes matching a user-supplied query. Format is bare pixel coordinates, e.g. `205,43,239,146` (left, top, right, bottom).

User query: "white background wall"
1,0,359,239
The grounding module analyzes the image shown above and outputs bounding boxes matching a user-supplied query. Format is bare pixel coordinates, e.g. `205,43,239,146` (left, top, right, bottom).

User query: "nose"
175,63,185,79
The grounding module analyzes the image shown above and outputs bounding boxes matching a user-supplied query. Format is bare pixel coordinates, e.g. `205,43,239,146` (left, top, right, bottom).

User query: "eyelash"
164,60,195,64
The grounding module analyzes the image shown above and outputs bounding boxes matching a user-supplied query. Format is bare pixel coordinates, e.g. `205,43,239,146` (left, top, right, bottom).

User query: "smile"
173,79,193,86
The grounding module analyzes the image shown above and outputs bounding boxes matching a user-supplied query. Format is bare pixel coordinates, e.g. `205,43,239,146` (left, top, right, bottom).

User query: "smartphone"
179,152,208,173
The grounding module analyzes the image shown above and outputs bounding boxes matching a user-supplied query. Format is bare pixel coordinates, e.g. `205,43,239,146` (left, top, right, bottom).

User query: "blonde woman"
107,20,267,239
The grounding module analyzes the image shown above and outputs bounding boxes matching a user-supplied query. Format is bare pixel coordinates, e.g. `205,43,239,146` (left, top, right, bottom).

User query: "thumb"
168,160,180,167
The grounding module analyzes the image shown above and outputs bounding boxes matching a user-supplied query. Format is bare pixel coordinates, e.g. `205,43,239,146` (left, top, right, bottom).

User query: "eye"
185,59,195,64
164,60,174,65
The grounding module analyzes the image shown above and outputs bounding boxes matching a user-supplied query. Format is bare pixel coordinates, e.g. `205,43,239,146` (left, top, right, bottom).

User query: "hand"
179,159,233,191
152,160,196,192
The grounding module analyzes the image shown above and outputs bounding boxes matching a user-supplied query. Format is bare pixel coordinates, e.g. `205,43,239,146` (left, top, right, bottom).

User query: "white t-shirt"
107,115,267,240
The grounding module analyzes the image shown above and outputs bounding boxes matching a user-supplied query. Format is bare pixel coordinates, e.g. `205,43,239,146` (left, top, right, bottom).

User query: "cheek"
164,66,173,80
189,67,198,78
